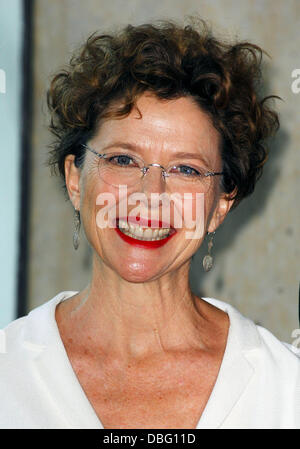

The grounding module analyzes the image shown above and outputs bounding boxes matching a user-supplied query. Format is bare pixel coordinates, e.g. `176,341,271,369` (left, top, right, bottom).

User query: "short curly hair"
46,17,279,210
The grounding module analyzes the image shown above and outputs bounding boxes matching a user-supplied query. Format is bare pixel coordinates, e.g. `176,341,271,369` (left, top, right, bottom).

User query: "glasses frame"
81,143,224,185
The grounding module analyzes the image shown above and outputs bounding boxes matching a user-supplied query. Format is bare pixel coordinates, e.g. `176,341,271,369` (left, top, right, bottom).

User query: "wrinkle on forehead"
90,92,222,171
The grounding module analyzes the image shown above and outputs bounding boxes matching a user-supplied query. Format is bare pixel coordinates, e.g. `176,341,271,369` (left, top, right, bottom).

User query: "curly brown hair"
46,17,279,210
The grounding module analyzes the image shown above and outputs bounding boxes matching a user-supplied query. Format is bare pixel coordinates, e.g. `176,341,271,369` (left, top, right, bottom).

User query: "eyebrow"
101,142,140,153
99,142,212,167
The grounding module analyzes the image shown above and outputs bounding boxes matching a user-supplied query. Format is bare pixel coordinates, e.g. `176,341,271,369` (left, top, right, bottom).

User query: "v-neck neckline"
27,291,257,429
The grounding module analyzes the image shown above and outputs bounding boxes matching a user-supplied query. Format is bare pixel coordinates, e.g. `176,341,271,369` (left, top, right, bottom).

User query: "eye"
106,154,139,167
170,165,203,177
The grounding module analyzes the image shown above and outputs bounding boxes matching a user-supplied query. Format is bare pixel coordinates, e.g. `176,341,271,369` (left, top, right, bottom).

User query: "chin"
113,259,166,283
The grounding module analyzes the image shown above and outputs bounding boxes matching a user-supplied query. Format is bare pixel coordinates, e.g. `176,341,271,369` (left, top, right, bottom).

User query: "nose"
134,164,173,224
140,164,167,196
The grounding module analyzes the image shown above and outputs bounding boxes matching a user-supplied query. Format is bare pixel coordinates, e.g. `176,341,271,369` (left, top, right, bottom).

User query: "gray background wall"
28,0,300,342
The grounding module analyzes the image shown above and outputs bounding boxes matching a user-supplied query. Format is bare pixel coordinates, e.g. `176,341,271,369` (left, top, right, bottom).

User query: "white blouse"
0,290,299,429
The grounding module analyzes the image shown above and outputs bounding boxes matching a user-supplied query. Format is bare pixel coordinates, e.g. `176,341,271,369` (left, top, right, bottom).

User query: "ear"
64,154,81,210
207,189,236,233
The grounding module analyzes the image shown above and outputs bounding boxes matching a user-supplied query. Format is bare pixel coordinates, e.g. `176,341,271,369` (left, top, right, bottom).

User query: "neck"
57,253,209,363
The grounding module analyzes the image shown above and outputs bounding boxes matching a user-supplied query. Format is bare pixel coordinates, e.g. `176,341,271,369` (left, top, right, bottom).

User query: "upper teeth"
118,220,171,241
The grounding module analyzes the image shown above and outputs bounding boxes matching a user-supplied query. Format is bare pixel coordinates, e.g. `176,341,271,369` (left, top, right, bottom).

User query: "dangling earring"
203,231,215,272
73,209,81,250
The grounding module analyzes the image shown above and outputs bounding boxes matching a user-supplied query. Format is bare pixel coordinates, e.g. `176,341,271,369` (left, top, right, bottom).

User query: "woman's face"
65,92,234,282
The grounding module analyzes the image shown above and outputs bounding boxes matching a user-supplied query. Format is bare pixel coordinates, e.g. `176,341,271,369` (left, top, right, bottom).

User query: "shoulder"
254,323,300,379
256,323,300,358
202,297,300,428
0,291,81,428
202,296,300,368
0,290,78,357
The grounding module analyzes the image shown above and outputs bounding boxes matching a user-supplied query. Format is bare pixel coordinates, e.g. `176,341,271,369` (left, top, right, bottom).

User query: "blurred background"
0,0,299,341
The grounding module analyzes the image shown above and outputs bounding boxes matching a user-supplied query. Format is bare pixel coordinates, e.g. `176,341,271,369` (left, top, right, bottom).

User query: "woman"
1,19,299,429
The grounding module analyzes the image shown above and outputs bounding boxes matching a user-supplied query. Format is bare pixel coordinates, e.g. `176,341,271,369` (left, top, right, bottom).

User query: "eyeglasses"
82,143,224,193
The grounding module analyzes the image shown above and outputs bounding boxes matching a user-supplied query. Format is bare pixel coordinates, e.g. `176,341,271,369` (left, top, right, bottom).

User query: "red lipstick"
114,217,176,249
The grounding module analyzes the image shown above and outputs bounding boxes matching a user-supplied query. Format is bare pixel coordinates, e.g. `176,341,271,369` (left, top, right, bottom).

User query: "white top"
0,290,299,429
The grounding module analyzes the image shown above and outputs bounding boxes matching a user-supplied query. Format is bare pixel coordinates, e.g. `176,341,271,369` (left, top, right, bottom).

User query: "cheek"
180,191,213,237
82,181,131,238
79,169,111,235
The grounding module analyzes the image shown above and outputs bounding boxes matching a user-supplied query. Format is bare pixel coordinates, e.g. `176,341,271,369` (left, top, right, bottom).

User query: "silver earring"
73,209,81,250
203,231,215,272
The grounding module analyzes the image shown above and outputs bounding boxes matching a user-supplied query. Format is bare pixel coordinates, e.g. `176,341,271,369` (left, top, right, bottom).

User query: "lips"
114,216,176,249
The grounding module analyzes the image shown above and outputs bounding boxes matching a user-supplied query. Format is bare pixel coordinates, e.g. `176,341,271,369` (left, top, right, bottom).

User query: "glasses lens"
97,151,216,193
167,165,213,193
98,152,144,187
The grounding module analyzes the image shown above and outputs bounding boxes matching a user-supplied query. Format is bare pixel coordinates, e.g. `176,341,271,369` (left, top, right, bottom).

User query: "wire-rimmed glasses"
82,143,224,193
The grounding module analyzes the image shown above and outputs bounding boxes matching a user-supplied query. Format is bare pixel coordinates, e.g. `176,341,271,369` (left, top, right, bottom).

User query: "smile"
115,217,176,248
118,219,171,241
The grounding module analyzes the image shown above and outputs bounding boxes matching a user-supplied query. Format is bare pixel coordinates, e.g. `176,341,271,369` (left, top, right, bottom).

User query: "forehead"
92,92,221,161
